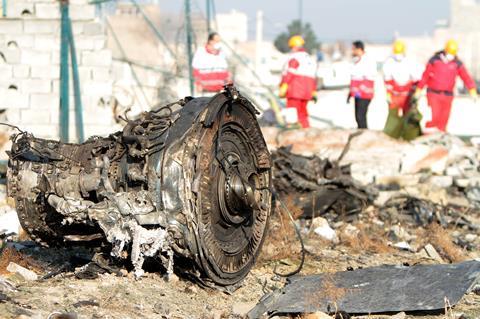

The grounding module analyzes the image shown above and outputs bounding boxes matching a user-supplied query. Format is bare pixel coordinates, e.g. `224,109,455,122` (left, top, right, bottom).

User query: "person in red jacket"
192,32,231,94
348,40,377,129
279,35,317,128
414,39,478,132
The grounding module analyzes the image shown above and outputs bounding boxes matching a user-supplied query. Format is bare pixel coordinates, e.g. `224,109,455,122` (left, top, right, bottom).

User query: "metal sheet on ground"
248,260,480,318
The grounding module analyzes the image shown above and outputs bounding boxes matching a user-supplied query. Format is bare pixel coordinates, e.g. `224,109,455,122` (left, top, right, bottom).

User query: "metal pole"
59,0,70,142
2,0,6,17
206,0,211,33
66,13,85,143
185,0,194,95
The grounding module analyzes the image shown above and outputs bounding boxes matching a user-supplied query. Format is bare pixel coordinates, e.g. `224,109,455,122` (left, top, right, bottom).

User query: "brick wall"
0,0,120,142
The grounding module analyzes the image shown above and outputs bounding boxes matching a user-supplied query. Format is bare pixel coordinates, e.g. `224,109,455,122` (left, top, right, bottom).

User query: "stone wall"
0,0,119,142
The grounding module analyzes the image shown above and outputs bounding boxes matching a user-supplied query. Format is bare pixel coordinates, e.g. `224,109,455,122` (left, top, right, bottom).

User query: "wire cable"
273,197,305,277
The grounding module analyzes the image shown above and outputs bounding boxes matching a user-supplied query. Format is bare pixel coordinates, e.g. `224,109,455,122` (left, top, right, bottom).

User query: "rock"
0,276,15,292
231,302,256,317
153,302,170,316
393,241,412,251
466,188,480,204
343,224,359,237
312,217,339,243
211,310,223,319
465,234,478,242
391,312,406,319
184,284,198,294
6,262,38,281
390,225,412,241
428,175,453,188
423,244,444,263
401,145,449,175
374,191,401,206
455,178,470,188
447,196,470,207
446,166,462,177
304,312,332,319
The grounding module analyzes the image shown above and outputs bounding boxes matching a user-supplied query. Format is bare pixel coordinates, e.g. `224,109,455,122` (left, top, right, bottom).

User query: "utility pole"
185,0,194,95
59,0,85,143
59,0,70,142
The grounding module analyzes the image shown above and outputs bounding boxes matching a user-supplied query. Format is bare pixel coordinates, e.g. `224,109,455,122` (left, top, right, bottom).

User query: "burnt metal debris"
248,260,480,318
6,85,273,289
271,145,377,222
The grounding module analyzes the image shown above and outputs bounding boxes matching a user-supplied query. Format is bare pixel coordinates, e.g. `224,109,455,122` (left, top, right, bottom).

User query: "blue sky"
156,0,450,43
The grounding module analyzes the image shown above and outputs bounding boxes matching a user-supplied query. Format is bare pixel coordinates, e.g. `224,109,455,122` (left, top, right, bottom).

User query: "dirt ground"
0,204,479,319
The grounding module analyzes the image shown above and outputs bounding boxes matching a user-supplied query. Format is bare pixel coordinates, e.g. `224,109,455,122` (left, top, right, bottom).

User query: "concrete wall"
0,0,118,142
450,0,480,32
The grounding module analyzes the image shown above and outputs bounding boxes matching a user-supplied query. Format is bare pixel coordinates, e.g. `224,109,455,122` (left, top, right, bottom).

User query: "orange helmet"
288,35,305,48
393,40,406,55
445,39,459,56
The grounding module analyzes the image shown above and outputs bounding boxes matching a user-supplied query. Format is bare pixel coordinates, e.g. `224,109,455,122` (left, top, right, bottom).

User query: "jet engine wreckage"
6,86,273,289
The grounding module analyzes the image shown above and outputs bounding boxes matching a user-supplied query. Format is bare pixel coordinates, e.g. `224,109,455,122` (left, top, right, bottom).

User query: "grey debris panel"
248,260,480,318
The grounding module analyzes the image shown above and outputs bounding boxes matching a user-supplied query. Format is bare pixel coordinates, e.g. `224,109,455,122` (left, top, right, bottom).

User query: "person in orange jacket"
413,39,478,132
279,35,317,128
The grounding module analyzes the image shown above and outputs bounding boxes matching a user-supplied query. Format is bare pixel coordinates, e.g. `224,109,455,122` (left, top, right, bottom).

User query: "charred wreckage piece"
6,86,272,289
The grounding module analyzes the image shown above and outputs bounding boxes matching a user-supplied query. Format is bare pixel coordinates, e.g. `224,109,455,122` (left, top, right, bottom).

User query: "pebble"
231,302,256,317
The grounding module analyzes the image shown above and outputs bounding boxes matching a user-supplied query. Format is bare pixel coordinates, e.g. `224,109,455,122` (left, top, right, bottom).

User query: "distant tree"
274,20,320,54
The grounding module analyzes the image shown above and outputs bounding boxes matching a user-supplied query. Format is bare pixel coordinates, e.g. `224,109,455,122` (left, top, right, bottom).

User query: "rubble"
423,244,444,263
311,217,339,243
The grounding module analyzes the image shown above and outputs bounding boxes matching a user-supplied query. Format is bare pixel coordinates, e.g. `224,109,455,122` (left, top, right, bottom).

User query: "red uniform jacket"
192,46,230,92
350,55,377,100
418,51,476,93
280,50,317,100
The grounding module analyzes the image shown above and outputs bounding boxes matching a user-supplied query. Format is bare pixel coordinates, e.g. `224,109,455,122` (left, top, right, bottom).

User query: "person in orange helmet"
383,40,421,117
279,35,317,128
413,39,478,132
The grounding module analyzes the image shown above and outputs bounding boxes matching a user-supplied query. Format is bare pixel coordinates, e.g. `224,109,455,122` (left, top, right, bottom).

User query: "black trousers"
354,98,371,129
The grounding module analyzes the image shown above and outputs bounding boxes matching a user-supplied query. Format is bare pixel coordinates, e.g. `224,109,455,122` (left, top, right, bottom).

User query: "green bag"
383,108,403,138
383,103,423,141
401,106,422,141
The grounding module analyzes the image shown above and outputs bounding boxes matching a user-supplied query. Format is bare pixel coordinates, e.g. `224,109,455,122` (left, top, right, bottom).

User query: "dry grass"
258,196,305,263
338,223,393,254
0,246,44,275
425,224,467,263
301,274,352,319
